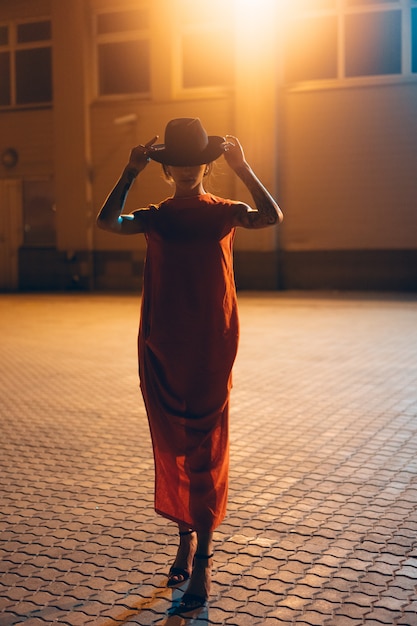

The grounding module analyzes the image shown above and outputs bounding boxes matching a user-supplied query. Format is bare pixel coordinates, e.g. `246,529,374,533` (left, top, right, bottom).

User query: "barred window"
0,19,52,108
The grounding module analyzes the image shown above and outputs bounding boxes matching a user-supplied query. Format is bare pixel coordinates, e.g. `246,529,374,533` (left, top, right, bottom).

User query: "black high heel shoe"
174,552,213,615
167,530,196,588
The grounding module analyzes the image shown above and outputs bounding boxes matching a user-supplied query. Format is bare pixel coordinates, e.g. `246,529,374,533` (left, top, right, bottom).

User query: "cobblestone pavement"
1,292,417,626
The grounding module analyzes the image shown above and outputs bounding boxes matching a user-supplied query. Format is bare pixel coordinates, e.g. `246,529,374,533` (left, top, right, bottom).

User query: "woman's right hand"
222,135,247,172
128,136,159,173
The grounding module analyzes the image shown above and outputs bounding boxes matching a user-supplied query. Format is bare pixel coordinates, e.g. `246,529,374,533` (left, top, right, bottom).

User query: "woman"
97,118,282,615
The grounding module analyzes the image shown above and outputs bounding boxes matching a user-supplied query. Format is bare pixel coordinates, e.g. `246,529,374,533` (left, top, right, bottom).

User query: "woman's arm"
96,138,157,235
223,135,283,229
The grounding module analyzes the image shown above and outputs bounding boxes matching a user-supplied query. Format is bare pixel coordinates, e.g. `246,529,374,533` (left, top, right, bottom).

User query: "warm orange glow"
232,0,288,82
178,0,233,24
177,0,293,40
233,0,294,52
172,0,292,92
235,0,292,19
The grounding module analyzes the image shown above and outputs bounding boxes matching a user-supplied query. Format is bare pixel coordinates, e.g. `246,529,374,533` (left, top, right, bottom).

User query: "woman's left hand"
222,135,246,171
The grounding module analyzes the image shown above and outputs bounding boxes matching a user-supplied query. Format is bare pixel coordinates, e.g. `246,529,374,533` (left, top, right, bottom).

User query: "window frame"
0,17,52,110
93,5,151,101
285,0,417,90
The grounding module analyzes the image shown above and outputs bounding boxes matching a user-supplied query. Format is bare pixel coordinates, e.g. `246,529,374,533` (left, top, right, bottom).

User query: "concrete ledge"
18,248,417,292
19,247,93,291
233,250,280,290
281,249,417,291
93,250,143,291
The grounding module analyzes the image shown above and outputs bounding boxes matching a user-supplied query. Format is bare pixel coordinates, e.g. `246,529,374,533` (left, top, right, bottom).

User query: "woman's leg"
167,524,197,587
181,530,213,603
196,530,213,558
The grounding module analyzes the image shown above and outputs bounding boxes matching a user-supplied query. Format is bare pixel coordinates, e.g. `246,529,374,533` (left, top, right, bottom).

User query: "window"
17,20,51,43
0,19,52,108
95,8,150,97
0,25,8,45
345,10,401,76
285,0,415,84
177,0,235,91
0,51,11,106
412,7,417,72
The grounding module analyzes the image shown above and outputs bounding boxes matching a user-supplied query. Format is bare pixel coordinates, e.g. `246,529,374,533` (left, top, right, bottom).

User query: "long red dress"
138,193,243,531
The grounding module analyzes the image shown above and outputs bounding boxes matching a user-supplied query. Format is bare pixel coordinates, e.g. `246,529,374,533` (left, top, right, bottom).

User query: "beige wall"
0,109,53,178
0,0,50,20
281,82,417,251
52,0,94,254
1,0,416,290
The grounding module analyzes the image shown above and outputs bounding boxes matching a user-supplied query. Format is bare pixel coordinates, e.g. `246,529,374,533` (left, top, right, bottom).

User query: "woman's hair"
162,162,213,184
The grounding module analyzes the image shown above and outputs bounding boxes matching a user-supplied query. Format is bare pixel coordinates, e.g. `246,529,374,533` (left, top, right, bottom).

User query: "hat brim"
148,135,225,166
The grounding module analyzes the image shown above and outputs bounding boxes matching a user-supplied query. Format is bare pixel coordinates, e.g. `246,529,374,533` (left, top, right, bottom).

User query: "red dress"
138,193,243,531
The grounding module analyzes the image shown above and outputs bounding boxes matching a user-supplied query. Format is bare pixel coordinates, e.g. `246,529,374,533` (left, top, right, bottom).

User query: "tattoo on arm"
235,164,282,228
97,166,139,232
119,181,131,209
119,168,139,208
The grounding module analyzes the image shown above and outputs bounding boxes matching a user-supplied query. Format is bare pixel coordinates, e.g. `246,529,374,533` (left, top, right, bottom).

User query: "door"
0,179,23,290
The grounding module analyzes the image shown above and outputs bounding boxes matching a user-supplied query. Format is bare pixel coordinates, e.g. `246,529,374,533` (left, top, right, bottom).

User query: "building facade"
1,0,416,291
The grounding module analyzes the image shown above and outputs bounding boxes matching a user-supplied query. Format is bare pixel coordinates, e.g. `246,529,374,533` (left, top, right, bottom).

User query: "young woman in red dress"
97,118,282,616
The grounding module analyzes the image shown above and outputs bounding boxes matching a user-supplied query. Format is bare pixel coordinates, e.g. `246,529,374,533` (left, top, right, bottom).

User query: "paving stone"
276,594,312,612
56,612,92,625
0,598,15,613
1,586,32,602
374,594,409,612
224,615,262,626
6,600,39,616
297,573,329,588
355,606,398,623
211,597,246,614
205,607,232,624
260,578,292,596
396,615,417,626
297,610,334,625
320,618,362,626
248,589,279,608
267,605,302,621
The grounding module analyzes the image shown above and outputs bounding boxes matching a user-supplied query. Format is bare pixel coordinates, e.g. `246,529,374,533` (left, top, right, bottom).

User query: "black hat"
148,118,224,166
